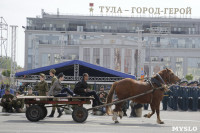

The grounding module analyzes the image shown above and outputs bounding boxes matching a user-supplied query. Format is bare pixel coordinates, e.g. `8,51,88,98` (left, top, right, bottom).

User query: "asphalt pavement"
0,105,200,133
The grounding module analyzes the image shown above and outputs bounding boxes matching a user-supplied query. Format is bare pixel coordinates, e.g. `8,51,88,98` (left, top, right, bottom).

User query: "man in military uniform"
171,85,179,110
188,81,198,110
12,91,24,113
162,90,170,110
0,88,14,112
182,86,189,111
48,69,58,117
178,81,188,110
35,73,49,96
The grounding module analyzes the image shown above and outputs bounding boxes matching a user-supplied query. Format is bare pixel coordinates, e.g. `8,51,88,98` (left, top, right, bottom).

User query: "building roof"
15,60,135,79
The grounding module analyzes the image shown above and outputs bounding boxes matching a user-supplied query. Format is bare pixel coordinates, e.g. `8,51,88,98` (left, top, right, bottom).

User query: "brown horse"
106,68,180,124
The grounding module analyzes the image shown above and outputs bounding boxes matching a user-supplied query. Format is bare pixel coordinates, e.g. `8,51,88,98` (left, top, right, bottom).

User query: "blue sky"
0,0,199,67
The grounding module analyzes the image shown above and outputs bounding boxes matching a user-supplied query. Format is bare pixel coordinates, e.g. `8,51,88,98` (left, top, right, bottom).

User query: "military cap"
188,81,198,86
50,69,56,74
179,80,188,85
40,73,46,78
27,85,32,90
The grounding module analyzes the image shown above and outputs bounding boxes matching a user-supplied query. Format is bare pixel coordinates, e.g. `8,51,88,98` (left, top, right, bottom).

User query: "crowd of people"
0,69,106,117
162,80,200,111
1,70,200,117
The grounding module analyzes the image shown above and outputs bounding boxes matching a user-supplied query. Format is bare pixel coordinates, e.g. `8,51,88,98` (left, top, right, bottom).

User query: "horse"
106,68,180,124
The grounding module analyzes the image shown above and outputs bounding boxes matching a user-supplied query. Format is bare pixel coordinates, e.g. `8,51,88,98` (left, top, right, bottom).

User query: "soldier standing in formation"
0,88,14,113
48,69,58,117
177,81,188,110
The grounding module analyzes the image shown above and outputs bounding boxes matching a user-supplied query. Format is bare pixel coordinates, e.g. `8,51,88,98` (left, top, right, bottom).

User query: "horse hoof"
157,121,164,124
143,114,148,118
115,121,119,124
160,121,164,124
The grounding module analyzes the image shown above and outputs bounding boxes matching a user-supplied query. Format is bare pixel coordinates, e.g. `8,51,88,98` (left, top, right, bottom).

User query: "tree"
0,56,22,70
185,74,193,81
2,69,11,77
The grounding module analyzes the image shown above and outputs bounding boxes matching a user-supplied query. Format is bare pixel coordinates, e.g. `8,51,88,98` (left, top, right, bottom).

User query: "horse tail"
106,81,118,115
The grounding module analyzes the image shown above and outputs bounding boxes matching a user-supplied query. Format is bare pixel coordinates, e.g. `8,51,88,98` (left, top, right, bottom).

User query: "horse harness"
147,73,166,103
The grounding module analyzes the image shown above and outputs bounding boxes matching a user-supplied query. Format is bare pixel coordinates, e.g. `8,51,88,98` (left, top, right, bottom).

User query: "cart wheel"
40,106,47,120
72,107,88,123
26,105,43,122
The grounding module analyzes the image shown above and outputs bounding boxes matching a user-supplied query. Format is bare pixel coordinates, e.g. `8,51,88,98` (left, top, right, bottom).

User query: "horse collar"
156,73,165,85
151,78,162,87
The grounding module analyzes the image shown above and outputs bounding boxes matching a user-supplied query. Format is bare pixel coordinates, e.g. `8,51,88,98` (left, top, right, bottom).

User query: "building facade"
24,10,200,80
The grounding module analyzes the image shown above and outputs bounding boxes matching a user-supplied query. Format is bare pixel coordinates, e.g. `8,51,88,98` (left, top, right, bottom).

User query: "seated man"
12,91,24,113
48,72,76,118
0,88,14,113
48,72,76,97
74,73,103,107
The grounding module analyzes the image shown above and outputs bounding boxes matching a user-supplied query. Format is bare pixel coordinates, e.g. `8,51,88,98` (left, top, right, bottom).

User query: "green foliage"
0,56,22,70
185,74,193,81
2,69,11,77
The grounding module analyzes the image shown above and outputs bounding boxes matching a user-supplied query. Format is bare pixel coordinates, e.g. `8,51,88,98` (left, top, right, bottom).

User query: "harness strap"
156,73,165,84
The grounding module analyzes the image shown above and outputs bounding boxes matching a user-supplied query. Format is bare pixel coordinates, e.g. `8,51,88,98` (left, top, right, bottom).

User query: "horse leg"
156,104,164,124
112,102,124,123
144,103,155,118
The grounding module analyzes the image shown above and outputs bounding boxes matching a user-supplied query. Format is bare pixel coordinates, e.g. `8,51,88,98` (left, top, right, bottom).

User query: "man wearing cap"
12,91,24,113
48,72,76,118
35,73,49,96
179,81,188,87
0,88,14,113
188,81,198,110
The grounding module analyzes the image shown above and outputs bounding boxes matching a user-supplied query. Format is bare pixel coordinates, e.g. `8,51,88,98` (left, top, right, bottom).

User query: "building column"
131,49,135,75
183,57,187,78
171,56,176,73
110,47,114,69
100,48,103,66
90,47,93,64
121,48,125,73
79,47,83,61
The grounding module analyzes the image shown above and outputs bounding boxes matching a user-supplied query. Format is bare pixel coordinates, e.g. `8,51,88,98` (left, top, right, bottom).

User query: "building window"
103,48,110,68
83,48,90,63
93,48,100,65
42,54,51,67
28,57,32,64
54,54,60,64
151,56,159,62
187,58,200,80
77,26,83,32
157,37,160,43
176,57,183,78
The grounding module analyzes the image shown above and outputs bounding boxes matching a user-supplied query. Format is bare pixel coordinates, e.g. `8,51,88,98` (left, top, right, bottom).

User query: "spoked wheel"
40,106,48,120
72,107,88,123
26,105,43,122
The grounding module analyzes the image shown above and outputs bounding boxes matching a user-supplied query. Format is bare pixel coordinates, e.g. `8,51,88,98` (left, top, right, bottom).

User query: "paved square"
0,105,200,133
